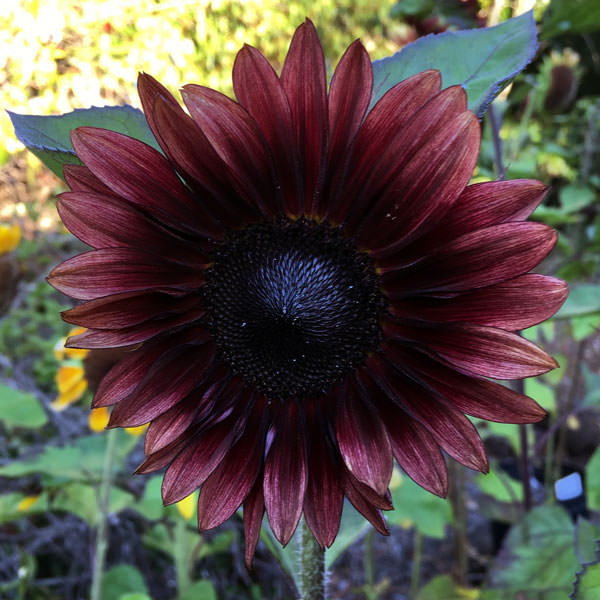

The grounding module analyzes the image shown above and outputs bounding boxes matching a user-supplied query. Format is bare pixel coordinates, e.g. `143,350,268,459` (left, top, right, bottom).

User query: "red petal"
341,468,389,535
327,71,444,225
63,164,118,196
335,380,393,496
389,344,547,423
66,309,204,349
92,327,208,408
325,40,372,215
197,399,267,531
391,419,448,497
182,85,279,217
371,389,448,497
389,274,568,331
233,44,302,217
161,415,239,505
57,192,209,265
48,248,203,300
402,179,549,258
70,127,222,239
303,415,343,548
243,471,266,568
263,403,307,545
381,222,557,295
280,19,328,216
356,110,480,254
144,376,227,454
150,95,261,227
62,291,202,329
383,320,558,379
107,343,214,427
135,435,189,474
367,357,489,472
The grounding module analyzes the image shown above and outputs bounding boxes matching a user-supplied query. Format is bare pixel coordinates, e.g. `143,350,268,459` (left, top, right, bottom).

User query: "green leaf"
572,315,600,342
524,378,556,413
575,517,600,565
585,446,600,511
101,565,148,600
119,595,152,600
326,502,372,567
0,431,139,481
0,492,49,524
571,563,600,599
51,482,134,525
582,365,600,408
556,285,600,319
8,106,160,179
0,383,47,429
131,476,166,521
481,504,579,598
541,0,600,39
560,185,596,214
475,468,523,504
417,575,479,600
371,12,537,117
388,472,452,539
178,581,217,600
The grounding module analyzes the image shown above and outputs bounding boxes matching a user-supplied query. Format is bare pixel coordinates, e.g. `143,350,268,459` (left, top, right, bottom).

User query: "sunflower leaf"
371,11,538,117
8,106,160,179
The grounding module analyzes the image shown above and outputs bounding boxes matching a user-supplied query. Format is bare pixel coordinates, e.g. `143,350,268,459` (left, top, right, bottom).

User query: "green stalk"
174,518,193,596
409,530,423,599
300,520,325,600
90,428,118,600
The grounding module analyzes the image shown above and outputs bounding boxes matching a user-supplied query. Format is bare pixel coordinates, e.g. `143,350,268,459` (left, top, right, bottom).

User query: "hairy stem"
90,428,117,600
300,520,325,600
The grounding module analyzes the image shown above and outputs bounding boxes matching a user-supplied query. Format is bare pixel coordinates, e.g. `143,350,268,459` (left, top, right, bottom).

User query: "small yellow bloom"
0,223,21,255
16,495,40,512
51,365,87,411
125,423,148,437
175,492,197,520
88,407,110,432
53,327,89,361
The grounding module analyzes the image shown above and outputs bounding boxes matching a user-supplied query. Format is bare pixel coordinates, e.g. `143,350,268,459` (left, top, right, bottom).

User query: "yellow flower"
88,407,110,432
0,223,21,255
53,326,89,361
51,364,87,411
175,492,196,520
125,423,148,437
16,495,40,512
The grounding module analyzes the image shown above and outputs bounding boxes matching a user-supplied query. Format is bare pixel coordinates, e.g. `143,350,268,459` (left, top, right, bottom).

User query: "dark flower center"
203,219,384,399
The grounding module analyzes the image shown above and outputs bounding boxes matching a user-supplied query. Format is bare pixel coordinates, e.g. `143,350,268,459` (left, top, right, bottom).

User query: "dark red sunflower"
48,20,567,564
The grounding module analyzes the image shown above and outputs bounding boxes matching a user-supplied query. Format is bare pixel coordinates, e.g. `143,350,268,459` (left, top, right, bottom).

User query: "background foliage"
2,1,600,599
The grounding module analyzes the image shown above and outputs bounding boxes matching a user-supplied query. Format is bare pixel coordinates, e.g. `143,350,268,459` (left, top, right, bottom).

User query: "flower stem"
90,427,118,600
173,518,192,596
449,461,468,586
409,530,423,599
300,520,325,600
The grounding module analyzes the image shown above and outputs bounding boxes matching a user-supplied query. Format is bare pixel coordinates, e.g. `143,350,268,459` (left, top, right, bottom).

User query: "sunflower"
48,19,567,564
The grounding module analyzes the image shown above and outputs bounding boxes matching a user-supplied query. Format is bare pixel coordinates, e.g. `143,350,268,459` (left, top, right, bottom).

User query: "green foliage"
100,565,149,600
540,0,600,39
9,106,160,179
372,12,537,116
0,431,138,482
388,473,452,538
417,575,478,599
0,383,47,429
584,445,600,510
0,280,70,391
178,581,217,600
571,562,600,600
